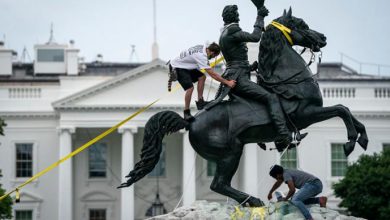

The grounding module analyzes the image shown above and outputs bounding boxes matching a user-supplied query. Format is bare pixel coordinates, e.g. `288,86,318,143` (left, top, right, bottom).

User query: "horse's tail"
118,111,188,188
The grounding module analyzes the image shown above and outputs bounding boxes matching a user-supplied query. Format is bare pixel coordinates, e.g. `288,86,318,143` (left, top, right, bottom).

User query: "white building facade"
0,41,390,220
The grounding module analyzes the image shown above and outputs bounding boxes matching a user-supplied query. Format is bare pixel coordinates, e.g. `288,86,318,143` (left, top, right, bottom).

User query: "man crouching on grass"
268,165,327,220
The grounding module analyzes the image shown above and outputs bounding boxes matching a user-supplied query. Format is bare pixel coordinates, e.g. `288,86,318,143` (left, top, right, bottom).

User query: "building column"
181,131,196,206
58,127,75,220
241,144,259,196
118,126,138,220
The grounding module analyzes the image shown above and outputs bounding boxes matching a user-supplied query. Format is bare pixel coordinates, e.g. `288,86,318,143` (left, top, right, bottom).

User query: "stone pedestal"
146,200,366,220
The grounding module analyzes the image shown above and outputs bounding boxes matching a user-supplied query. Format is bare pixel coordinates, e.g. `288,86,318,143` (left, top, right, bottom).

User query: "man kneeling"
268,165,327,220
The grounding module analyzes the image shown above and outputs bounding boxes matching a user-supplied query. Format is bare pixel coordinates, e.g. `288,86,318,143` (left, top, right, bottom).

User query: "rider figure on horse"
218,2,294,149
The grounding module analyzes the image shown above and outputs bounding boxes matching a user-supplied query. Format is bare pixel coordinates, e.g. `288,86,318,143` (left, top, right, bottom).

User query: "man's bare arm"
284,180,296,201
268,179,283,200
205,69,236,88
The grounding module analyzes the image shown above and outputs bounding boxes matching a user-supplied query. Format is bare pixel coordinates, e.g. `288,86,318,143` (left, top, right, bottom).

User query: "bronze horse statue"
119,9,368,207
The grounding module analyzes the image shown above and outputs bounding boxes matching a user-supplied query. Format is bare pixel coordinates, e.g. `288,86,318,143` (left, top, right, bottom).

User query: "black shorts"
175,68,204,90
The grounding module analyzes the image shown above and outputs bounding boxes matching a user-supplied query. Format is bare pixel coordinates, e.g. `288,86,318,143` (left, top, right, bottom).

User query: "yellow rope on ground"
0,57,225,202
231,206,245,220
249,207,268,220
230,206,268,220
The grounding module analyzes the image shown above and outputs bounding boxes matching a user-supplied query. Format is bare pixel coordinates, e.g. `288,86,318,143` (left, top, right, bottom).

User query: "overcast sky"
1,0,389,74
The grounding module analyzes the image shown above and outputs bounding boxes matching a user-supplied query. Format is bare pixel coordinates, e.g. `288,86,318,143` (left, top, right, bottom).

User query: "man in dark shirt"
218,3,293,148
268,165,327,220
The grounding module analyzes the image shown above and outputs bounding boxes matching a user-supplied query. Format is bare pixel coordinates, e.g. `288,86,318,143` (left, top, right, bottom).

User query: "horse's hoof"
296,132,308,142
343,141,355,157
247,197,265,207
357,136,368,151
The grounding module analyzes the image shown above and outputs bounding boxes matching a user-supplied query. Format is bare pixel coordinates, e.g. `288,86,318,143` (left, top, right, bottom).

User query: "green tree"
0,184,13,219
333,149,390,220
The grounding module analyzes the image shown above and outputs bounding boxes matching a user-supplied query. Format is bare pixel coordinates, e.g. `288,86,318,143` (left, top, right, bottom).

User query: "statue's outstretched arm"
231,6,269,43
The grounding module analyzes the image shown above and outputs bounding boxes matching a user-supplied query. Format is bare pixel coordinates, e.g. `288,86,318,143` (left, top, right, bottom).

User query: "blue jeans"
290,179,323,220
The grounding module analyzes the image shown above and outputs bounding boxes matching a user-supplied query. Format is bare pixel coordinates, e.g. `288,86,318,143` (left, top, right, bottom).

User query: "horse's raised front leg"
298,105,358,156
337,105,369,150
351,115,369,150
210,149,264,207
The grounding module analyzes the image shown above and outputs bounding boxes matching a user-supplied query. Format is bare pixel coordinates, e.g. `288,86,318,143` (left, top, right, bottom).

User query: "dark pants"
231,73,289,136
175,68,204,91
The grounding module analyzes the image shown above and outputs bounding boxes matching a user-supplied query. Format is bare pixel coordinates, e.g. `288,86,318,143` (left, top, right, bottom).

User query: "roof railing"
340,53,390,76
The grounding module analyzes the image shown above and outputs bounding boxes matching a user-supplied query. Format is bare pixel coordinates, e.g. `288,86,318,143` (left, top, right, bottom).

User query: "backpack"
167,61,177,92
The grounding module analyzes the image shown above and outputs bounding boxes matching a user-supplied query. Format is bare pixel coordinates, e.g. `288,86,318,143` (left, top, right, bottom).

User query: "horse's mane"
258,19,287,79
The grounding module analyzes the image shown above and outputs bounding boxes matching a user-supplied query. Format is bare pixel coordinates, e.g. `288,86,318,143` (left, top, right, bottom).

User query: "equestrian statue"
119,0,368,207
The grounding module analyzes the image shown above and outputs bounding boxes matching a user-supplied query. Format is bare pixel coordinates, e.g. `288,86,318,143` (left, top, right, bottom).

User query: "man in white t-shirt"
170,43,236,121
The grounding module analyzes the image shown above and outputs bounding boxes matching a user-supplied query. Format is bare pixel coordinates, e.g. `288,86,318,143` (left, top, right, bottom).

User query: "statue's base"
146,200,366,220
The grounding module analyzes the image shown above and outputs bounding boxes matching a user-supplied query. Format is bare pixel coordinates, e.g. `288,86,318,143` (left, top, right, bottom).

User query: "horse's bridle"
268,21,322,68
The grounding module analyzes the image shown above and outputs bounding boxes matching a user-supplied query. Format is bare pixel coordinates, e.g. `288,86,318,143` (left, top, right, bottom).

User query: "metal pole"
153,0,157,43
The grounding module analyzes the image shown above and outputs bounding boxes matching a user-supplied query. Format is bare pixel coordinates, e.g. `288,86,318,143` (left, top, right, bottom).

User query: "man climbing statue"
169,43,236,121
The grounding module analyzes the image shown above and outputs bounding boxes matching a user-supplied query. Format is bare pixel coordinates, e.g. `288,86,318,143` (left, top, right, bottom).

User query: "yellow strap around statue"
200,56,225,73
0,57,226,202
271,21,294,45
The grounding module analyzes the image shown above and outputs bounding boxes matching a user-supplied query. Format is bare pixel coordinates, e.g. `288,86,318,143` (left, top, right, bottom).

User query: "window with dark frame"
280,148,297,169
88,143,107,178
16,143,33,178
89,209,106,220
331,143,348,177
15,210,33,220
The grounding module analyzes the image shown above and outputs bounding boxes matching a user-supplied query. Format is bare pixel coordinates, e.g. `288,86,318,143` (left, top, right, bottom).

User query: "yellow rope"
0,94,167,201
230,206,245,220
0,57,225,202
200,56,224,73
230,206,268,220
249,207,267,220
